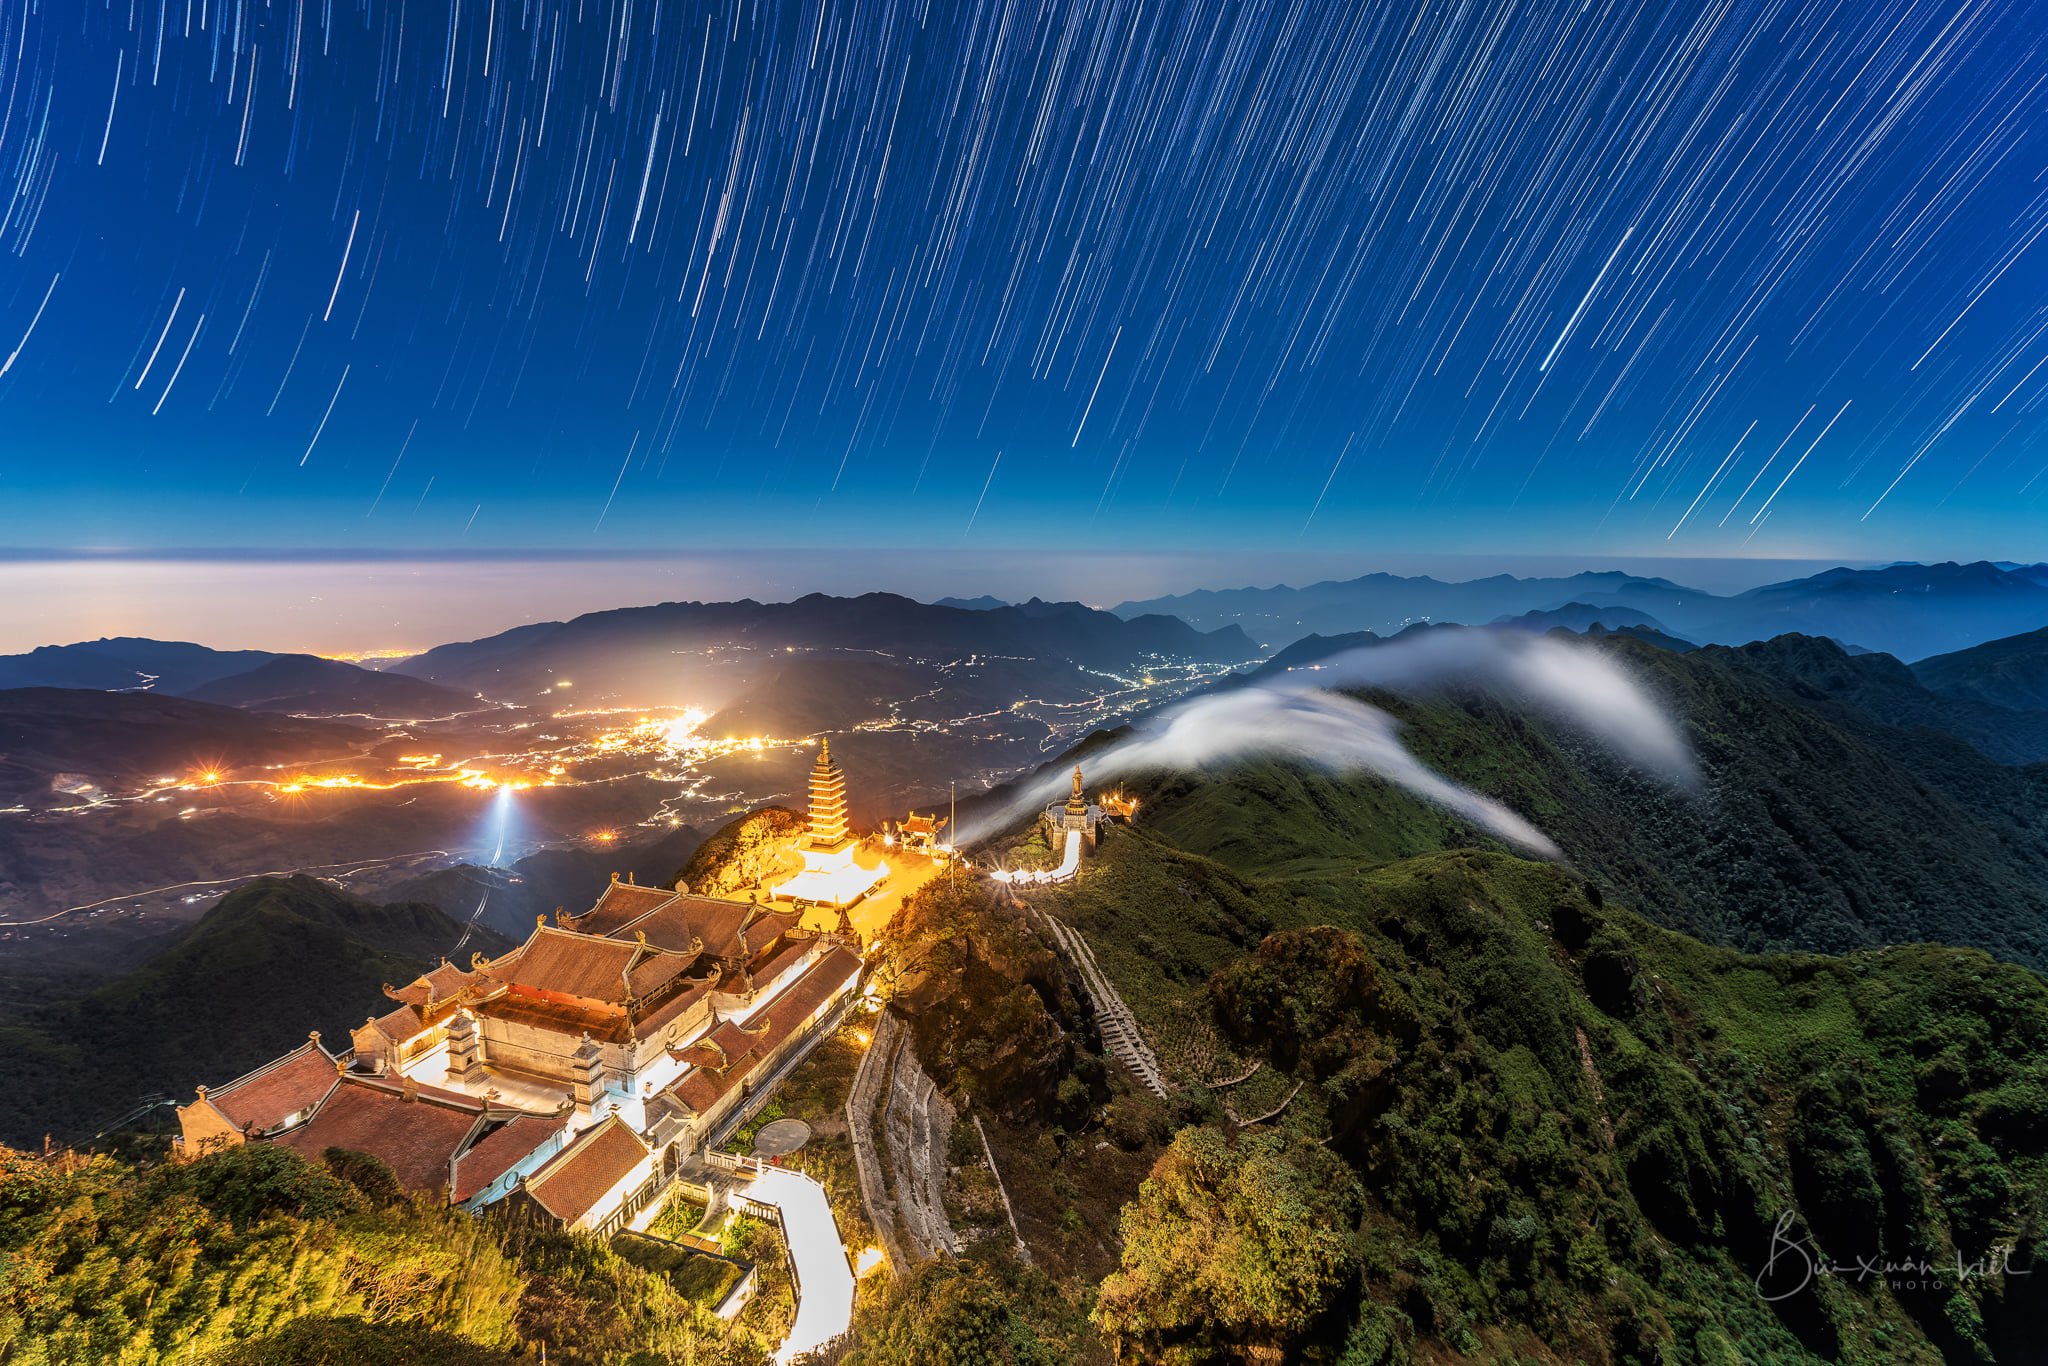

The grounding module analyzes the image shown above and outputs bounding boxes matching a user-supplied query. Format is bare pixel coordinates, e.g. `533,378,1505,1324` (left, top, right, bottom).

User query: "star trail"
1,0,2044,556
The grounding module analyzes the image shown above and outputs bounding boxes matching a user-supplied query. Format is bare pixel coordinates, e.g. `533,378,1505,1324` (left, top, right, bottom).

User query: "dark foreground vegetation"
0,1142,768,1365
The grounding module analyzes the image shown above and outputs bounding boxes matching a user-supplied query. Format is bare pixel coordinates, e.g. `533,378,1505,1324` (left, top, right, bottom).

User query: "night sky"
3,0,2046,560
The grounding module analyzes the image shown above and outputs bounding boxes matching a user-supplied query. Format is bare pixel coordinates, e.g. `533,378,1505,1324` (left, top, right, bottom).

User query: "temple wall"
172,1102,244,1161
478,1017,587,1085
349,1024,391,1070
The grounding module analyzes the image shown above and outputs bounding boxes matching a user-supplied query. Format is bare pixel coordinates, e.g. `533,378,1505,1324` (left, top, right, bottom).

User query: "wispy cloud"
959,627,1694,857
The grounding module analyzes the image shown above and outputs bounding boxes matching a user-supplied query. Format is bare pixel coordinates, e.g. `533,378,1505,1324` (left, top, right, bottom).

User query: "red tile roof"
743,907,805,955
451,1115,553,1203
387,960,478,1008
277,1077,485,1196
368,1003,427,1043
746,938,811,991
664,946,862,1117
626,948,698,999
524,1116,649,1225
209,1041,339,1134
628,975,717,1041
669,1065,744,1116
605,895,756,958
578,880,679,933
488,927,640,1001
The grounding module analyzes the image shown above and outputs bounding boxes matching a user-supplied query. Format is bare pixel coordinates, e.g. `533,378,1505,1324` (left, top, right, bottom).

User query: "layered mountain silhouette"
182,655,480,717
0,688,368,808
393,591,1258,704
1913,622,2048,711
0,639,478,717
1118,560,2048,659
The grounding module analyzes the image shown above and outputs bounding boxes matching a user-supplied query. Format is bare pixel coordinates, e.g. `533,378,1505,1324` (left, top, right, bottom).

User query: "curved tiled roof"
605,894,759,958
386,959,479,1008
524,1116,648,1225
207,1039,339,1134
578,880,679,934
488,926,642,1002
367,1002,428,1043
277,1077,486,1196
452,1115,553,1203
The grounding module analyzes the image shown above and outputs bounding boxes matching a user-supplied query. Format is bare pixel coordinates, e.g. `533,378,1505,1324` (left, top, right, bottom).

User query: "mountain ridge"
1115,561,2048,659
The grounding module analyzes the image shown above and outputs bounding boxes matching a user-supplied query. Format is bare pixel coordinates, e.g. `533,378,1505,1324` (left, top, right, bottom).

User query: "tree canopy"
1094,1126,1363,1362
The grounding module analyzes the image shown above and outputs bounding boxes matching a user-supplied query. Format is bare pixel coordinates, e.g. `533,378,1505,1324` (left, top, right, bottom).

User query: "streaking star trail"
0,0,2042,556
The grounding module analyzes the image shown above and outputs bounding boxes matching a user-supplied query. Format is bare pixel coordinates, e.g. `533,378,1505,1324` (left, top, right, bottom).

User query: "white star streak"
298,364,349,466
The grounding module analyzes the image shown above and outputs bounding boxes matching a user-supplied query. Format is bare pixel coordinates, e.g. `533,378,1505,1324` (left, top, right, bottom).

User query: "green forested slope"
0,877,503,1146
1126,632,2048,970
1037,824,2047,1364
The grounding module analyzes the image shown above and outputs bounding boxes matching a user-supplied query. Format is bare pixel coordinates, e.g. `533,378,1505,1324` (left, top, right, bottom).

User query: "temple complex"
174,863,866,1241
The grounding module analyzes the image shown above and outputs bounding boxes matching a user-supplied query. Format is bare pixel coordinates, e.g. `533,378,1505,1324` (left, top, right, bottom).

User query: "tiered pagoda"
771,737,888,909
806,738,851,849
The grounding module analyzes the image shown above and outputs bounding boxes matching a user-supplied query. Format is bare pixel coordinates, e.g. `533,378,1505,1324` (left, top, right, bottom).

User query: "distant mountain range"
0,637,279,694
1490,601,1676,636
182,654,481,717
393,591,1258,706
1913,623,2048,711
0,639,479,718
1115,560,2048,660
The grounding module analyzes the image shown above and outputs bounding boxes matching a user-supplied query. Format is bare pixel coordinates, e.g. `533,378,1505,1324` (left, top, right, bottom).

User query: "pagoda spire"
808,737,851,849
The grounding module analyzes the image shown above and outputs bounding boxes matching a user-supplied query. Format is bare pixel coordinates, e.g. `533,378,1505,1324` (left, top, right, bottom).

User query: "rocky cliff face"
885,879,1102,1128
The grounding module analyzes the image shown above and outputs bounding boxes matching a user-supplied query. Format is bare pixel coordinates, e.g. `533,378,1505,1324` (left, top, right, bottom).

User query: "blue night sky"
1,0,2046,562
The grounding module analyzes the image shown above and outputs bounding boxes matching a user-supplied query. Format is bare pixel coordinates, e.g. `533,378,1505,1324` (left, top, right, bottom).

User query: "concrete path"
733,1162,857,1364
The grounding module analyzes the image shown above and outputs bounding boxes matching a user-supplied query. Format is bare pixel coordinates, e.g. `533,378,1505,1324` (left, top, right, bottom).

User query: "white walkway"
992,829,1082,886
729,1161,857,1363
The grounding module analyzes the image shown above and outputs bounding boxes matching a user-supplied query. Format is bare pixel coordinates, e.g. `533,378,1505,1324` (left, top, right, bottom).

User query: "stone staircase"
1035,911,1167,1097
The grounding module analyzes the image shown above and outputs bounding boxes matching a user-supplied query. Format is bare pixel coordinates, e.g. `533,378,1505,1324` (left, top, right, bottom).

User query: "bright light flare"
661,705,711,750
855,1246,885,1278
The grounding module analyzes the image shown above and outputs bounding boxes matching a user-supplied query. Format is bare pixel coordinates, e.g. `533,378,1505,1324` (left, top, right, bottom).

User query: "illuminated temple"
769,738,887,909
175,871,863,1238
